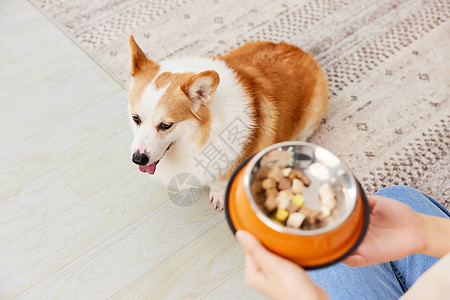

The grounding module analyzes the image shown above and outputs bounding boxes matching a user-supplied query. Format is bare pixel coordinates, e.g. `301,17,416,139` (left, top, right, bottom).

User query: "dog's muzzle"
132,151,149,166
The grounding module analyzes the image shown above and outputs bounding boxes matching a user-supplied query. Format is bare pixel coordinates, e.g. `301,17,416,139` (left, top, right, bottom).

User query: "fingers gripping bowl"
224,142,369,269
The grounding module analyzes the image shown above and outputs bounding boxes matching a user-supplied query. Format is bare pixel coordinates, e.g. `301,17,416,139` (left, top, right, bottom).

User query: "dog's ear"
128,35,159,77
181,70,220,111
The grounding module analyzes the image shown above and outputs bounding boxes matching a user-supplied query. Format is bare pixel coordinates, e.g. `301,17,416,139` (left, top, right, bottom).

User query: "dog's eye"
158,122,173,131
132,114,141,125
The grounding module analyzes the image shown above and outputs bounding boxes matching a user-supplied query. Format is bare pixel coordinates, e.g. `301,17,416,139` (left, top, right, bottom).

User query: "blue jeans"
307,185,450,299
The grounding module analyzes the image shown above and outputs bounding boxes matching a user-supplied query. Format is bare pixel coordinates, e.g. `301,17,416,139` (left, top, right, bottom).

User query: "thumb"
342,253,368,267
236,230,279,270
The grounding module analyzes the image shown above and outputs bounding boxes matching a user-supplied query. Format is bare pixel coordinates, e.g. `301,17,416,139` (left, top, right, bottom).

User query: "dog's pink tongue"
139,162,157,175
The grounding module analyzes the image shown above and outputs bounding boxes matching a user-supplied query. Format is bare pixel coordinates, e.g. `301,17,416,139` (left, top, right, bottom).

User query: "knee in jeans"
374,185,448,218
376,185,417,195
374,185,424,206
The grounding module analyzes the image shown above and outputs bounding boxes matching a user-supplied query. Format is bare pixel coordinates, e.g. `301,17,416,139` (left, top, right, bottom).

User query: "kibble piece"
256,166,271,180
264,195,278,212
286,212,306,229
291,178,304,194
252,179,264,196
286,202,299,213
299,206,313,216
278,177,292,190
265,187,279,198
288,170,297,181
292,193,305,208
253,188,266,204
289,169,311,186
267,167,284,182
305,210,321,225
262,178,276,190
275,209,289,222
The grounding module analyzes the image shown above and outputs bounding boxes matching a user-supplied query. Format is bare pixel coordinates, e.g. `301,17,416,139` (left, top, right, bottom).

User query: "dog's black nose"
132,151,149,166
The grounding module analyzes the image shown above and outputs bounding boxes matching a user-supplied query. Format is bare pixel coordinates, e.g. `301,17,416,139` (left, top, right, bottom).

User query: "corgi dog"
127,35,328,210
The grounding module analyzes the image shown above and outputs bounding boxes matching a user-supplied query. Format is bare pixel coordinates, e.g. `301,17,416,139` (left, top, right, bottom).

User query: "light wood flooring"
0,1,264,298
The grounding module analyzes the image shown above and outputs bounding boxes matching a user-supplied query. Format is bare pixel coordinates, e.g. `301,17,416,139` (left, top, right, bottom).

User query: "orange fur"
128,36,160,108
218,41,328,179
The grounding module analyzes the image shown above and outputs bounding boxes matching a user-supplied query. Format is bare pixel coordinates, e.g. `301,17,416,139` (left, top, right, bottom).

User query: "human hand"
343,194,427,267
236,230,329,300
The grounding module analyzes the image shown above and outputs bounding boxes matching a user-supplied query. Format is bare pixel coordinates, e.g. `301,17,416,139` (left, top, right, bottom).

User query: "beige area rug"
29,0,449,209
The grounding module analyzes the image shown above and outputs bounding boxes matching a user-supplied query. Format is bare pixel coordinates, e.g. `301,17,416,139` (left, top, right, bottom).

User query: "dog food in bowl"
252,149,338,230
224,141,370,268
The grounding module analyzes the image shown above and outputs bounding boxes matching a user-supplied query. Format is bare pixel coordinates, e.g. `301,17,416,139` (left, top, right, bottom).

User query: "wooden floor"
0,1,264,299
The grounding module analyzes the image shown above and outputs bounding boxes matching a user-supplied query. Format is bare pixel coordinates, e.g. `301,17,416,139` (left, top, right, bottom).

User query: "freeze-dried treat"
277,190,294,202
318,205,331,220
277,197,291,210
286,212,306,229
275,209,289,222
291,178,304,194
319,183,337,210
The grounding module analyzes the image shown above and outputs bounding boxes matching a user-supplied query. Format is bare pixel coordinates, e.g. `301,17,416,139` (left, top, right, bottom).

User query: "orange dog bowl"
225,142,369,269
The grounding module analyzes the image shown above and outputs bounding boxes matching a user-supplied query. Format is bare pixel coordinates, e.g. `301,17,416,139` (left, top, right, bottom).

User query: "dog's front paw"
209,188,225,211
